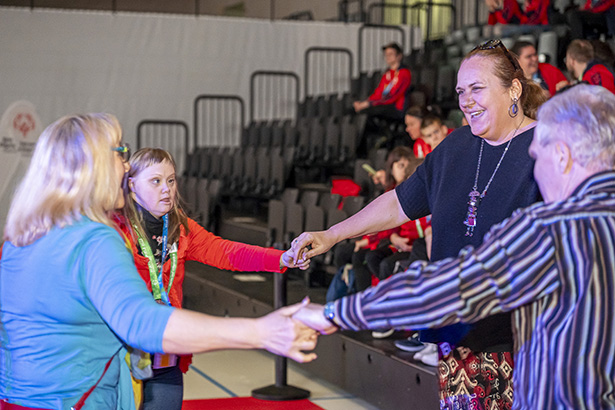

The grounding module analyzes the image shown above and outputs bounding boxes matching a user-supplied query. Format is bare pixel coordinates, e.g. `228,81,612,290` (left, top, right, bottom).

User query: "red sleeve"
184,218,284,273
370,68,411,107
539,63,567,96
368,74,386,102
522,0,549,24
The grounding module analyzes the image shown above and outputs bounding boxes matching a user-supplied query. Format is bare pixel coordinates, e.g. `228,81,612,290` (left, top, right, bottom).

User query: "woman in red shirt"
116,148,307,410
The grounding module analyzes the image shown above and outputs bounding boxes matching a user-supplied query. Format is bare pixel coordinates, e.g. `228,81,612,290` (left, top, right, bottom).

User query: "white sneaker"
420,346,439,367
413,343,438,363
371,329,394,339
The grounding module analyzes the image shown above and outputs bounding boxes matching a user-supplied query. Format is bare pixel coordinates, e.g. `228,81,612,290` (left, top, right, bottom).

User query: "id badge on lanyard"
133,214,179,369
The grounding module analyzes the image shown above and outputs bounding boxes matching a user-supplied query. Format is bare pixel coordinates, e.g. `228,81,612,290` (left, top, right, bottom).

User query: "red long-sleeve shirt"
368,66,412,112
538,63,567,96
522,0,550,24
116,215,284,309
488,0,524,24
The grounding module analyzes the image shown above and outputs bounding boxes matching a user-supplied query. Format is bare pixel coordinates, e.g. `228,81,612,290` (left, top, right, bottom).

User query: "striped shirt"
331,171,615,410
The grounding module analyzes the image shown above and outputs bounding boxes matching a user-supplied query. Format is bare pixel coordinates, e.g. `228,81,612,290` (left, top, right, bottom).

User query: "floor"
183,349,381,410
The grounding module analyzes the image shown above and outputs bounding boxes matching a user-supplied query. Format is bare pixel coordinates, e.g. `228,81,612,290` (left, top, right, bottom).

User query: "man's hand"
257,298,319,363
292,302,339,335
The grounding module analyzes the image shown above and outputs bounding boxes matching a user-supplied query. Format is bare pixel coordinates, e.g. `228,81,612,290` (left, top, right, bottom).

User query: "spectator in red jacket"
567,0,615,39
487,0,524,24
562,39,615,94
354,42,412,119
117,148,309,410
521,0,551,24
511,41,569,97
404,106,432,158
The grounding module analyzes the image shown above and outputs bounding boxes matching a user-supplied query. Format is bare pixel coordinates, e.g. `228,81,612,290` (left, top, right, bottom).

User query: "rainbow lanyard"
133,213,177,305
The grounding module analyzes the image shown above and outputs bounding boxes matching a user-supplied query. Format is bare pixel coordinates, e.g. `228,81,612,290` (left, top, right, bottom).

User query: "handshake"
263,231,342,363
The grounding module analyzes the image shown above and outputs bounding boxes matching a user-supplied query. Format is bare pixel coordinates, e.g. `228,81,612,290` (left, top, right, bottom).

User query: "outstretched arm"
291,190,409,260
162,299,318,363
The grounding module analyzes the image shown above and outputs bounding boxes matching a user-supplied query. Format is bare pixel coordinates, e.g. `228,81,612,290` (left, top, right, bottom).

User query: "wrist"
323,302,340,328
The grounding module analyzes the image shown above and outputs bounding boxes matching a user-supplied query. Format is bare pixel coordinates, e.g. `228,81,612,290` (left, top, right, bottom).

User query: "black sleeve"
394,160,431,221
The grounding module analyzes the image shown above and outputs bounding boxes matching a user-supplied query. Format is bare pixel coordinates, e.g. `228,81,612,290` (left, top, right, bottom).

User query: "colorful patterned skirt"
438,346,514,410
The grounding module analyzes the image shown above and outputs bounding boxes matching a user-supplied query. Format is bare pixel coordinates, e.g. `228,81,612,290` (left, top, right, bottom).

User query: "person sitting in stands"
512,40,569,97
566,0,615,39
487,0,524,24
560,39,615,94
404,106,431,159
419,113,451,150
354,42,412,154
353,42,411,121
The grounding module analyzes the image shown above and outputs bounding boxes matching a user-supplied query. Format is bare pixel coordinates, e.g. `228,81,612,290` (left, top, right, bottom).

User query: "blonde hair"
123,148,189,244
4,113,123,246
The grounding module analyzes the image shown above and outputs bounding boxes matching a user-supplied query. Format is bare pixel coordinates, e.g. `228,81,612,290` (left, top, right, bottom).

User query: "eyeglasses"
472,39,521,72
112,142,131,162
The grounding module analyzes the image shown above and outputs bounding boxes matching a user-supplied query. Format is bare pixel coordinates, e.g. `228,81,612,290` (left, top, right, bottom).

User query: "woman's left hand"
280,249,311,270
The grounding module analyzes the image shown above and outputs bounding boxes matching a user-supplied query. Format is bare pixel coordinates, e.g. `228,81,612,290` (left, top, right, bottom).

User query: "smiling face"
517,45,539,78
456,56,520,143
129,160,177,217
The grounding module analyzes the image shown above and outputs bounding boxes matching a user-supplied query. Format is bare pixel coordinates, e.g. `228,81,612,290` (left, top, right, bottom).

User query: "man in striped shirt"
292,84,615,410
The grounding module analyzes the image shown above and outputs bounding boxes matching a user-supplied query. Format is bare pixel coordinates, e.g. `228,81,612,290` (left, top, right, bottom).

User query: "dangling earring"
508,97,519,118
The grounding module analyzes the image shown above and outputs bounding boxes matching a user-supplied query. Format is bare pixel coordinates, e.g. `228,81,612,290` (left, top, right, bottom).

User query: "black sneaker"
395,336,425,352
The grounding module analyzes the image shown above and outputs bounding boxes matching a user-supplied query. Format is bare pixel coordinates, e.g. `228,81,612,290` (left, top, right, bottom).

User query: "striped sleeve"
332,208,561,331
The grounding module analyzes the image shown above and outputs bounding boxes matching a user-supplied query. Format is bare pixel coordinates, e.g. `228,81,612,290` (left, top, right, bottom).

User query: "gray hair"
535,84,615,172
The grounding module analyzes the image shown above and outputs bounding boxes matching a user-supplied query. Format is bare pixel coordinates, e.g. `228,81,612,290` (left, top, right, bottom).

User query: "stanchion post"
251,272,310,401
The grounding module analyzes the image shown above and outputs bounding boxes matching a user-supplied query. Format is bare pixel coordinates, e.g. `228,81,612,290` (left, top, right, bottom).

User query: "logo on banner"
0,100,43,155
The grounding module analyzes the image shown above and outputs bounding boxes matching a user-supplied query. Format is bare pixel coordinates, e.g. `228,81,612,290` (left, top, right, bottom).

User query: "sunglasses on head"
112,142,131,162
472,39,522,72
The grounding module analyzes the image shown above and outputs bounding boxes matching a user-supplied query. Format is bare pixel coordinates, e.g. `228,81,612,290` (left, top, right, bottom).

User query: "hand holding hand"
290,231,336,262
280,248,311,270
292,302,339,335
257,298,319,363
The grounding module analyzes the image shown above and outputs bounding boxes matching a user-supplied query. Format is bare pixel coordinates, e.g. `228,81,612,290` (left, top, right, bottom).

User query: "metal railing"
304,47,354,97
250,71,300,123
193,95,245,148
136,120,190,174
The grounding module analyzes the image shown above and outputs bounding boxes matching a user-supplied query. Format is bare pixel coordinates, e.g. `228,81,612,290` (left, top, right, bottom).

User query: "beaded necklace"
463,117,525,236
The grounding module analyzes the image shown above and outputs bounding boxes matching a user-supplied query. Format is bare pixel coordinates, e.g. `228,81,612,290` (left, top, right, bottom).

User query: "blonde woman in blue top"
0,113,317,410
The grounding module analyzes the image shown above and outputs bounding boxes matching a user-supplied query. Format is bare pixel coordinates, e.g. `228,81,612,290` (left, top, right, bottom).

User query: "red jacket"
522,0,549,24
538,63,567,96
115,215,284,309
488,0,524,24
582,61,615,94
369,66,412,112
413,137,431,159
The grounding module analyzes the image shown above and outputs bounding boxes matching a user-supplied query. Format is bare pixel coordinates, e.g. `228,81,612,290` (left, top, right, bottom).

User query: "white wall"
0,7,373,149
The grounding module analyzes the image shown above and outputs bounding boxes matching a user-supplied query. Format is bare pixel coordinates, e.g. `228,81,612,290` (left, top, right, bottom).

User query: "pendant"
464,190,481,236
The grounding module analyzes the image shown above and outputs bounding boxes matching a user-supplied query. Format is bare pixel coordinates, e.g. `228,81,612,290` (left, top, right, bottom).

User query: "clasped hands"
268,231,340,363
